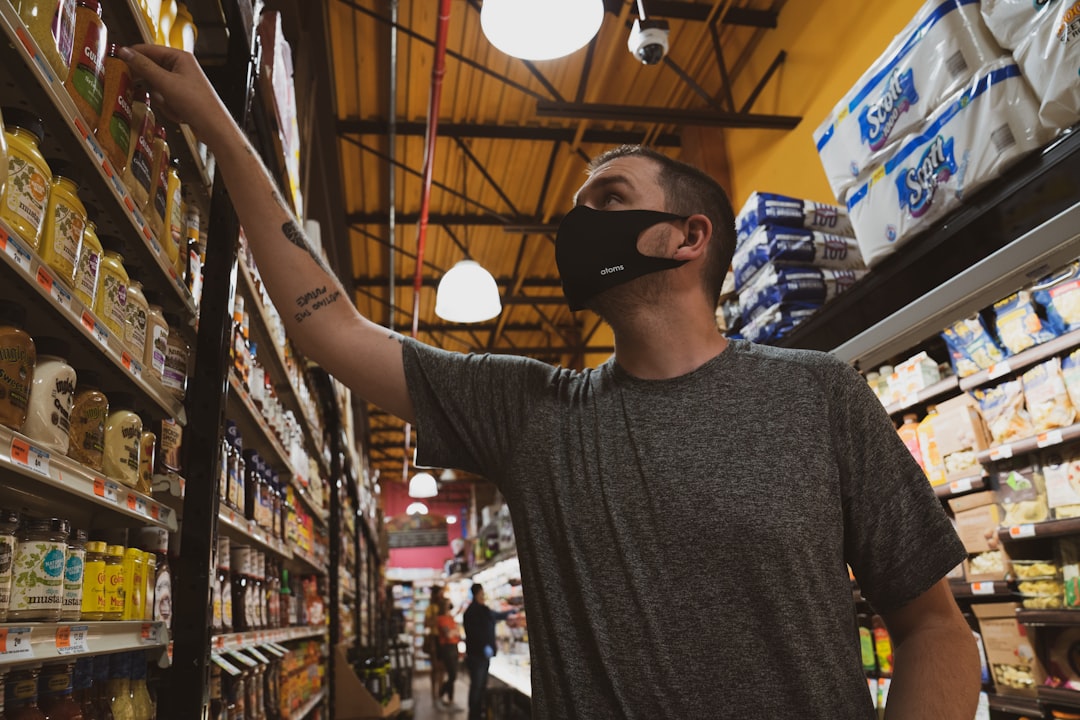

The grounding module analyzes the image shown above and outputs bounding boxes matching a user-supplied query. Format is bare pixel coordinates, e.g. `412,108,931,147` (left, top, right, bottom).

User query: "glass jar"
161,313,188,400
4,666,46,720
123,278,149,359
94,44,133,174
107,654,133,719
122,92,154,209
80,539,107,620
128,656,152,720
18,0,77,82
137,423,155,495
73,219,103,309
170,3,197,52
90,655,112,718
121,547,143,620
8,517,71,622
218,535,232,632
103,393,141,488
0,106,8,200
0,300,36,431
22,336,77,454
67,370,107,470
162,159,183,267
179,205,198,285
39,167,87,286
0,109,51,249
38,662,82,719
143,295,168,379
141,552,155,622
61,528,87,621
72,658,97,720
157,416,181,474
145,126,169,238
93,239,128,338
0,508,20,623
64,0,107,128
103,544,124,620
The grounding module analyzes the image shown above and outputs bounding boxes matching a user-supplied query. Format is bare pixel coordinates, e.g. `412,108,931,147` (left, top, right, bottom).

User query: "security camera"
627,17,669,65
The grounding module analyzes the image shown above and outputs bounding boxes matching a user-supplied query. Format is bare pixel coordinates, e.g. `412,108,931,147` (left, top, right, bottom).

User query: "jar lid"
85,540,107,553
1,107,45,145
34,336,70,360
21,517,71,535
69,529,88,545
76,0,102,14
44,158,76,184
109,391,136,410
0,299,27,328
106,544,125,557
75,369,101,389
123,546,143,559
0,507,19,525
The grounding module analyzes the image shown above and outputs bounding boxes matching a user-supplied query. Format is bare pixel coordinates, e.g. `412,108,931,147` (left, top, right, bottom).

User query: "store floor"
408,673,472,719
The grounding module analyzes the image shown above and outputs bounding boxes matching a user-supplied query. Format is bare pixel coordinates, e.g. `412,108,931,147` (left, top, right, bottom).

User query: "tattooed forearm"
282,220,331,273
293,286,342,323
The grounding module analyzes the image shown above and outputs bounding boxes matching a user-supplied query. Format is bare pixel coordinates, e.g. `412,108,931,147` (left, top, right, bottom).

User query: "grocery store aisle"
409,673,471,719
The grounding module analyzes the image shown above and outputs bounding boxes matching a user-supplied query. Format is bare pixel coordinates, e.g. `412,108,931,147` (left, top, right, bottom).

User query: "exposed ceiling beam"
355,275,562,288
535,102,801,130
645,2,778,27
347,212,561,227
336,120,682,147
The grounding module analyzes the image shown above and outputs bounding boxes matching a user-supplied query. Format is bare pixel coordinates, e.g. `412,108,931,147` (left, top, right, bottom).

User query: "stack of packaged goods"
814,0,1067,268
730,192,865,344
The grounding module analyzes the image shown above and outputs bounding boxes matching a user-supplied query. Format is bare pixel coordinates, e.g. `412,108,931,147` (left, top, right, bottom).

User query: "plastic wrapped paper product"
1021,357,1076,433
814,0,1004,201
1034,262,1080,332
973,379,1036,445
1061,349,1080,410
846,61,1049,268
734,192,853,248
731,225,865,292
993,291,1063,355
740,303,821,345
941,315,1009,375
981,0,1080,130
737,265,865,324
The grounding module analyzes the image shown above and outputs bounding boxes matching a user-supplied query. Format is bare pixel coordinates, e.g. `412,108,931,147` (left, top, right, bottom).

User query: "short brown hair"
587,145,736,306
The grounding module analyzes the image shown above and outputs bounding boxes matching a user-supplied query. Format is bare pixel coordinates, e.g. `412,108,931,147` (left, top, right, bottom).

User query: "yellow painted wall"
722,0,928,208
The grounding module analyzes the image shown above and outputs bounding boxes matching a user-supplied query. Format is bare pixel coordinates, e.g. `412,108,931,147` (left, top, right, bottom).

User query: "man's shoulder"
730,339,846,374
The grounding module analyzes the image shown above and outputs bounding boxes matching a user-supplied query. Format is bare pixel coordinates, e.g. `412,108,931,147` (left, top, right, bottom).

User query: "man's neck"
610,306,729,380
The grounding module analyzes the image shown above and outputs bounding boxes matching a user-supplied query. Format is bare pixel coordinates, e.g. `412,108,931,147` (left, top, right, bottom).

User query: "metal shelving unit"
0,621,167,667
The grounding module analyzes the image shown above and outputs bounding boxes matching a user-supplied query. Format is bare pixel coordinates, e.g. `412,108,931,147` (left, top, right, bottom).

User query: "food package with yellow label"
973,380,1036,446
995,462,1049,527
1022,357,1076,433
1033,262,1080,333
993,291,1062,355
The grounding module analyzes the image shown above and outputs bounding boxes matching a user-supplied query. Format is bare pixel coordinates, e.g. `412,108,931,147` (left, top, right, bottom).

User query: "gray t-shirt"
402,338,966,719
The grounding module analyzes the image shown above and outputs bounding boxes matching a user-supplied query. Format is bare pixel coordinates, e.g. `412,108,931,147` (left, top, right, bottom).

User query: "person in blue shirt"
462,584,516,720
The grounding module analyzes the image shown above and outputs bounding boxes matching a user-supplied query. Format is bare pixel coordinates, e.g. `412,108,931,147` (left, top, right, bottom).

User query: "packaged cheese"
1033,262,1080,333
1041,446,1080,518
993,291,1061,355
973,380,1035,446
996,463,1049,526
1021,357,1075,433
942,315,1009,374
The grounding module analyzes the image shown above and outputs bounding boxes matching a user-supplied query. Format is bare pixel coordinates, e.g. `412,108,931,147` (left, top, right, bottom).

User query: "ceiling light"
408,472,439,498
435,260,502,323
406,502,429,516
446,515,458,525
440,468,458,482
480,0,604,61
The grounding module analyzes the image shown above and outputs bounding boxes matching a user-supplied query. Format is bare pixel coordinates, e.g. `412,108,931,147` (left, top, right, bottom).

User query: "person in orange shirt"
436,596,463,712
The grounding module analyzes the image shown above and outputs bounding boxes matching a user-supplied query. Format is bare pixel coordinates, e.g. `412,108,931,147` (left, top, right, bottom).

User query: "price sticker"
0,627,33,659
85,135,106,163
1038,430,1065,448
72,117,89,139
56,625,89,655
121,352,143,379
11,436,50,477
158,506,171,524
127,494,137,511
3,233,31,272
135,496,149,517
949,478,974,495
140,624,158,644
1009,524,1037,539
990,445,1014,461
36,265,53,292
900,393,919,409
971,582,995,596
150,504,160,521
988,361,1013,380
80,311,95,334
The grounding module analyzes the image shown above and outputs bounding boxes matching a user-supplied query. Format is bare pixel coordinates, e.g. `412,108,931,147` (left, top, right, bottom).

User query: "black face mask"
555,206,690,311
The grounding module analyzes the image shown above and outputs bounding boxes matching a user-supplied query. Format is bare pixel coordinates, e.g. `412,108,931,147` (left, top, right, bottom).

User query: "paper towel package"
814,0,1004,201
732,225,865,292
735,192,853,247
740,303,821,344
846,61,1048,268
738,265,866,322
982,0,1080,130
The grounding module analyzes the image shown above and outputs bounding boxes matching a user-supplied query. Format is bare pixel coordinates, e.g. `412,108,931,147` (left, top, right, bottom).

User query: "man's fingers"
118,45,176,86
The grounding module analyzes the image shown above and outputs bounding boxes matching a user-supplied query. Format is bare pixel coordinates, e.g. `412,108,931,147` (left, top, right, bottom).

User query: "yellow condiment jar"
80,539,107,620
0,109,52,249
145,125,169,238
162,158,183,266
144,294,168,378
39,165,87,286
103,543,125,620
137,425,155,494
121,546,144,620
93,239,129,337
157,0,177,46
122,91,155,210
0,107,8,199
73,219,102,308
123,277,149,359
19,0,77,82
170,3,197,53
103,392,141,488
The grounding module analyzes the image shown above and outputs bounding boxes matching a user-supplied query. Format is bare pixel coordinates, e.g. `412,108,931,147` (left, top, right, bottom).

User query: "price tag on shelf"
0,627,34,659
11,436,50,477
85,135,106,164
56,625,89,655
93,478,119,504
971,582,995,596
80,312,109,346
900,392,919,409
1010,524,1037,539
2,233,31,272
150,503,160,521
121,352,143,380
135,496,149,517
211,653,243,676
140,623,158,644
988,361,1012,380
1038,430,1065,448
260,643,285,657
38,267,73,313
228,650,258,668
72,117,89,139
990,445,1014,461
127,494,138,512
948,478,975,495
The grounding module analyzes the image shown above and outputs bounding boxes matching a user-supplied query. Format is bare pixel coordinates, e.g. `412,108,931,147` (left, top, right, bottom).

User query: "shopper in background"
123,44,982,720
435,596,462,712
463,583,516,720
424,585,446,709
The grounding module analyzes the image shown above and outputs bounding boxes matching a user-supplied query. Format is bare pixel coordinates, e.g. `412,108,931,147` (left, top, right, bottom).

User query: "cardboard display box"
934,394,993,480
949,491,1002,554
334,647,401,720
972,602,1046,697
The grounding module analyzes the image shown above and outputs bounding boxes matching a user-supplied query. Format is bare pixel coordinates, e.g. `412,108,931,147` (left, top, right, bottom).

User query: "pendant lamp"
480,0,604,61
408,471,438,498
435,260,502,323
406,502,429,516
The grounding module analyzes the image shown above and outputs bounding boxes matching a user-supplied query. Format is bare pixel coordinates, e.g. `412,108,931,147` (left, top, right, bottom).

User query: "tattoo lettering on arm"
293,285,342,324
282,220,331,273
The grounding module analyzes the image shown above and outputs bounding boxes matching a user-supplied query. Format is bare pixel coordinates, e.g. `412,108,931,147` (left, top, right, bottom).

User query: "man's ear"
674,214,712,261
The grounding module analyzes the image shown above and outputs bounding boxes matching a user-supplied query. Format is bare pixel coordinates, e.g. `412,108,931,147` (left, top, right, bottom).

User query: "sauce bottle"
94,44,134,174
121,547,144,620
139,527,171,628
64,0,108,128
123,277,149,360
145,126,169,240
0,508,21,623
61,528,87,621
0,109,51,249
161,313,189,400
897,413,924,470
73,657,98,720
67,369,108,470
0,300,36,431
4,666,47,720
103,392,141,488
39,162,87,286
179,204,198,287
8,517,71,622
872,615,893,677
74,219,103,309
128,658,152,720
93,237,129,338
161,158,183,267
80,539,107,620
156,417,181,475
122,92,155,210
38,662,84,718
22,336,77,454
136,418,155,495
91,655,114,719
103,544,125,620
143,292,168,380
170,3,197,52
107,654,133,720
18,0,77,82
142,552,155,622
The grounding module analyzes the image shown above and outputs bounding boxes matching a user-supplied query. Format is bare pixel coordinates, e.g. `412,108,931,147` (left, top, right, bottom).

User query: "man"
463,584,516,720
122,43,981,719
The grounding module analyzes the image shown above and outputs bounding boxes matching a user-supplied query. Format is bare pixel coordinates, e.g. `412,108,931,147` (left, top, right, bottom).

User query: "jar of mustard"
137,420,155,494
0,300,37,431
61,528,86,621
22,336,77,455
146,125,169,238
0,107,8,200
161,157,183,266
103,543,123,620
8,516,70,622
67,369,107,470
120,546,143,620
64,0,107,128
0,109,52,250
39,162,86,287
80,539,106,620
93,237,128,337
0,508,20,623
162,312,188,400
144,292,168,379
122,91,155,209
18,0,77,83
94,44,133,174
171,3,198,53
103,391,141,487
123,277,149,359
72,218,102,308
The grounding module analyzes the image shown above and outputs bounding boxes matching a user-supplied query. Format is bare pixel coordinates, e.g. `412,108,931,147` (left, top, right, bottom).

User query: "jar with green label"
22,336,77,454
94,44,133,174
4,666,45,719
103,543,124,620
8,516,71,622
0,508,20,622
63,0,107,128
61,528,86,621
123,277,149,359
0,300,36,431
67,369,107,470
39,163,86,287
93,238,128,338
80,539,106,620
103,392,141,487
73,219,102,308
0,108,52,249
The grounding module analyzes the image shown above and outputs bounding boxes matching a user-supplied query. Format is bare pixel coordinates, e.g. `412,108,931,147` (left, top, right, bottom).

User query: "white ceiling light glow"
408,472,439,498
446,515,458,525
434,260,502,323
406,502,429,516
480,0,605,61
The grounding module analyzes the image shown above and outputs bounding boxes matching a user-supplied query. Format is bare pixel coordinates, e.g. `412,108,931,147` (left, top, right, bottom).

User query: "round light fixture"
408,472,439,498
406,502,429,516
480,0,604,61
435,260,502,323
446,515,458,525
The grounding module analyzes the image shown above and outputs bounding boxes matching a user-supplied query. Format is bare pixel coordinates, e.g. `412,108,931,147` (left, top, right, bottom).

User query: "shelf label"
135,496,149,517
37,267,73,312
2,232,31,272
140,623,158,644
949,478,975,495
988,361,1012,380
157,506,170,524
150,503,159,521
73,117,89,139
211,653,243,676
1038,430,1065,448
228,649,259,668
246,646,270,663
56,625,90,655
1009,524,1037,539
971,582,995,596
93,478,120,504
0,627,33,659
900,392,919,409
990,445,1014,461
11,436,50,477
85,135,106,164
121,352,143,379
260,643,286,657
80,311,108,346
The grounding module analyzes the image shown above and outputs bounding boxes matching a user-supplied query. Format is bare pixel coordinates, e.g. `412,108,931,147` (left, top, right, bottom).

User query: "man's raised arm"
121,44,414,422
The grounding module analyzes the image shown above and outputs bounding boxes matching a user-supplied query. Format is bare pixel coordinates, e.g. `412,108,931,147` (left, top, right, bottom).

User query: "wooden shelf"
988,692,1044,716
999,517,1080,543
1039,686,1080,711
1016,609,1080,626
933,474,987,499
950,581,1013,599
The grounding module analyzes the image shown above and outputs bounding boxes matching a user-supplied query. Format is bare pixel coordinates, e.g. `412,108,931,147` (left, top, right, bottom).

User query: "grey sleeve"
401,338,557,480
830,360,967,614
